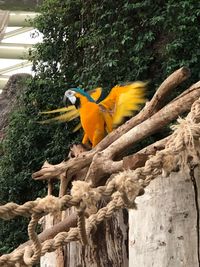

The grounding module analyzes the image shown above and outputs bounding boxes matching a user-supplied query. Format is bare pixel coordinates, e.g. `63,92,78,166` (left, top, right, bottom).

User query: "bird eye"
67,91,73,96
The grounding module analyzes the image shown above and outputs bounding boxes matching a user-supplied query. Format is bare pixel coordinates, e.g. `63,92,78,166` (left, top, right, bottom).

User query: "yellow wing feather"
89,87,102,101
39,106,76,114
72,122,82,133
99,81,146,129
39,109,79,124
39,87,102,133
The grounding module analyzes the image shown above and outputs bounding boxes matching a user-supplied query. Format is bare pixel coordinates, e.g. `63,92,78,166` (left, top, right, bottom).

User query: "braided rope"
0,195,80,220
1,97,200,266
77,202,88,245
0,194,127,266
23,214,41,265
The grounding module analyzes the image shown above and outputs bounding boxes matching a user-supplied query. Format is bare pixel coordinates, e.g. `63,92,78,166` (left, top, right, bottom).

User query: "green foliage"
32,0,199,95
0,79,78,251
0,0,199,253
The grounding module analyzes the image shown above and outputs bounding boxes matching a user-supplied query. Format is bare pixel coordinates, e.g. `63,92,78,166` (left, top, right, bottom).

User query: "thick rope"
23,214,41,265
77,201,88,245
0,192,130,266
0,195,80,220
1,97,200,266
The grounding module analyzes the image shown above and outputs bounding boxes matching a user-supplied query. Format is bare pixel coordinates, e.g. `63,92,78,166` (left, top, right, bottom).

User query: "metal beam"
0,74,9,89
0,10,10,41
0,43,32,59
0,42,32,47
0,61,31,74
8,11,39,27
3,27,34,39
0,10,40,90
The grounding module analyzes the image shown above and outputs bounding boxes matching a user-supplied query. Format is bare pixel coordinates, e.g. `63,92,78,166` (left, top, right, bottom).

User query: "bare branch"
123,136,169,170
86,81,200,184
149,66,190,112
32,68,192,182
95,66,191,150
15,213,77,250
32,150,95,181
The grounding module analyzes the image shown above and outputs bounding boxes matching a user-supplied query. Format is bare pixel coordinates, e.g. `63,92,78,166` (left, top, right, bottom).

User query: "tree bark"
129,168,200,267
64,209,128,267
40,214,57,267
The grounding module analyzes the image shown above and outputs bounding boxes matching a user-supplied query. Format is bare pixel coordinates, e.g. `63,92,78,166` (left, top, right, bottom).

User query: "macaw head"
63,87,95,108
63,89,77,105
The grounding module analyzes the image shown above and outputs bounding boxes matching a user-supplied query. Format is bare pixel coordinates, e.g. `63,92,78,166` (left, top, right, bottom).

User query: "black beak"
63,94,67,105
74,98,80,109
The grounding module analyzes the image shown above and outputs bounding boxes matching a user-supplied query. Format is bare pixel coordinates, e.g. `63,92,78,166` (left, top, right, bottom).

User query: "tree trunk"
40,214,57,267
0,74,31,141
64,208,128,267
40,208,128,267
129,168,200,267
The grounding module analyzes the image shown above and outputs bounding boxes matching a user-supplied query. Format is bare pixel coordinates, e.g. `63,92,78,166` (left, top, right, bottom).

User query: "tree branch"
15,213,77,251
32,68,192,183
86,81,200,184
95,67,190,151
123,136,169,170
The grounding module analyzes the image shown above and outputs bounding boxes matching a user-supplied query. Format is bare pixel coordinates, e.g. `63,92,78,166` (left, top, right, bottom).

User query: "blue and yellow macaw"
40,87,103,133
40,82,146,147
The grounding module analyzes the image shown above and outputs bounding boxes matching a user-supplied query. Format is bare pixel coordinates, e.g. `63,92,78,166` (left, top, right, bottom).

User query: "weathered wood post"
64,209,128,267
129,169,200,267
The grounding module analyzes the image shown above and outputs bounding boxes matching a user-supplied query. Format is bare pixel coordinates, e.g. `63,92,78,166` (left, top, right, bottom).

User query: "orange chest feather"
79,102,104,140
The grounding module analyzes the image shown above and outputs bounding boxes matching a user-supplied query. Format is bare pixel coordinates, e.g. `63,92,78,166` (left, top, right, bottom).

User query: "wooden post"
129,169,200,267
65,209,128,267
40,214,57,267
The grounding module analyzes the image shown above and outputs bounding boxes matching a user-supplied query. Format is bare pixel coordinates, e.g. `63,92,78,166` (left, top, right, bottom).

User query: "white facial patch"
64,90,76,104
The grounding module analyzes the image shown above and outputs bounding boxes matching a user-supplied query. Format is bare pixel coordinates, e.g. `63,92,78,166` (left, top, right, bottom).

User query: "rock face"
0,73,31,140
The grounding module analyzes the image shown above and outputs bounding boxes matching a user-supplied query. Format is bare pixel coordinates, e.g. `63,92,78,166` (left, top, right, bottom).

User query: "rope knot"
168,117,200,170
23,245,41,266
171,117,200,148
113,171,143,208
36,195,62,214
71,181,101,214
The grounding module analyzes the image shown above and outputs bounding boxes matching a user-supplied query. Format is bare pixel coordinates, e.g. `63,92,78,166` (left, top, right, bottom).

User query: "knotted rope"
0,98,200,266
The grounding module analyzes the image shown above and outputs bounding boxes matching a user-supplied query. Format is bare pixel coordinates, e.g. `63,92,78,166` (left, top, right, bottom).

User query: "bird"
39,87,102,134
40,82,146,147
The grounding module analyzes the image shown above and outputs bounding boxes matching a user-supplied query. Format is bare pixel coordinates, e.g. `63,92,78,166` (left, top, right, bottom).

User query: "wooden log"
32,68,192,182
123,136,169,170
97,67,191,150
86,81,200,184
15,213,77,251
65,209,128,267
129,169,200,267
40,214,57,267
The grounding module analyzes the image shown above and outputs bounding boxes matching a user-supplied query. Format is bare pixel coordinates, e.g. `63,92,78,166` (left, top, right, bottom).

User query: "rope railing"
0,97,200,266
